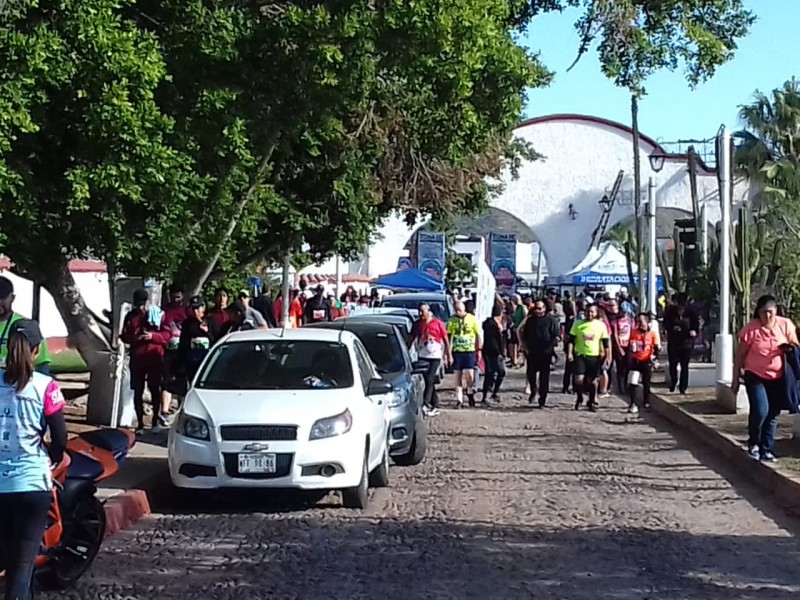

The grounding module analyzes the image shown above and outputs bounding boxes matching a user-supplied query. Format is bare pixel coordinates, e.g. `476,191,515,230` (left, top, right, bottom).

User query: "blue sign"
489,233,517,294
416,232,445,281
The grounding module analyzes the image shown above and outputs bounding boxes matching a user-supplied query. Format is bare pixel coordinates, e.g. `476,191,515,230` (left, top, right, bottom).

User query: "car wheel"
394,421,427,466
342,452,369,509
369,441,390,488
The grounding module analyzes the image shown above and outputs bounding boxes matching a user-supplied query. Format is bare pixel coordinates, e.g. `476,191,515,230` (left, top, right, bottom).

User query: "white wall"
368,115,752,279
1,270,110,339
453,240,533,274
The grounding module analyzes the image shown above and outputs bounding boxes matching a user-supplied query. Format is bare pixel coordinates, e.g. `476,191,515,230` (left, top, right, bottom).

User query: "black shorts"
509,329,519,345
574,355,603,379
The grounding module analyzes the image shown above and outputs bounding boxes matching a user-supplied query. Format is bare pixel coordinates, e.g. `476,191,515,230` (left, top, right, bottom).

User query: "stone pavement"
48,369,800,600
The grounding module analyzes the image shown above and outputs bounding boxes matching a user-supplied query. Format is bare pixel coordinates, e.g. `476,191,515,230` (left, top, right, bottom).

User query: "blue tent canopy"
374,268,444,292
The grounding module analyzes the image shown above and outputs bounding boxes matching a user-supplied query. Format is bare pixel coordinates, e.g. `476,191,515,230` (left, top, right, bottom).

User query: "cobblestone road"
53,371,800,599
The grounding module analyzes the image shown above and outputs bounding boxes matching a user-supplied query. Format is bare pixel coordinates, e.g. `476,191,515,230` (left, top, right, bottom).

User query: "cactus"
658,249,672,301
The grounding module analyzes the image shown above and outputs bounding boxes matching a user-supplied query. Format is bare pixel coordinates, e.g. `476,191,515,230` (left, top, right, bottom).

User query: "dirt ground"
50,368,800,600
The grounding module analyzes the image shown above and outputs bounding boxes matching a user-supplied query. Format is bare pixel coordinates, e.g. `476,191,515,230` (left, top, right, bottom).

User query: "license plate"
238,453,276,474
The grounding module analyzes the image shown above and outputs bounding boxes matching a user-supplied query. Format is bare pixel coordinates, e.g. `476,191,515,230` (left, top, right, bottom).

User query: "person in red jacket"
120,289,171,432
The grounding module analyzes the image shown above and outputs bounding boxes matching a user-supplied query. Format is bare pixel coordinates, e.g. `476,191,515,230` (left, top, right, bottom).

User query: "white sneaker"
601,392,611,399
428,408,440,417
628,405,639,414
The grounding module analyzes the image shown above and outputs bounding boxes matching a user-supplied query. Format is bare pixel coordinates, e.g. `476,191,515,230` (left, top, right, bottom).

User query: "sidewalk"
647,374,800,514
65,392,168,537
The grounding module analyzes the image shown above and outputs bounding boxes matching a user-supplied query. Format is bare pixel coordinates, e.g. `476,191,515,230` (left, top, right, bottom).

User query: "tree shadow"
61,517,800,600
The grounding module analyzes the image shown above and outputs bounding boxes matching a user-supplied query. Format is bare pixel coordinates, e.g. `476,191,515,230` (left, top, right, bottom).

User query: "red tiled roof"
0,257,107,273
299,274,370,285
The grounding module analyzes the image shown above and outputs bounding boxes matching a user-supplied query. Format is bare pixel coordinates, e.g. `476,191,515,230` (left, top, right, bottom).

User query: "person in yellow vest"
0,276,51,374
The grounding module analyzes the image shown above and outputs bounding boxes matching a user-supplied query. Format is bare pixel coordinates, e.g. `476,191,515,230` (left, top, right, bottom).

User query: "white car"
168,328,393,509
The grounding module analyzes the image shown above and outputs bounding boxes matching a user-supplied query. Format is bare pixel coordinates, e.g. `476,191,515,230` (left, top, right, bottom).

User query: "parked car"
168,328,392,509
305,320,428,465
380,292,454,321
341,312,415,347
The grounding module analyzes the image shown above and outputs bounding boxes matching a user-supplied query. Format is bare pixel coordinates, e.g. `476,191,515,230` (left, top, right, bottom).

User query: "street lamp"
648,148,667,173
568,203,578,220
646,179,657,316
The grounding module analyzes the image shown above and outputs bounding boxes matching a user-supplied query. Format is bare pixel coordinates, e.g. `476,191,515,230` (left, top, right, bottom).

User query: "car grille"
223,453,293,479
219,425,298,441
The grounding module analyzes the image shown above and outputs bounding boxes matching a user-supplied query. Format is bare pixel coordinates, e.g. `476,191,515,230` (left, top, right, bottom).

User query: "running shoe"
627,404,639,414
601,392,611,399
157,413,170,428
427,408,441,417
761,452,778,463
588,402,599,413
747,445,760,461
456,400,463,410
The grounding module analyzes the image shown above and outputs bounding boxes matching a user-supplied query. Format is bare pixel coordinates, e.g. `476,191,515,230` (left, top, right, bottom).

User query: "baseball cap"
0,276,13,299
584,296,595,305
132,288,149,307
188,295,205,309
315,284,325,293
238,289,250,299
9,318,42,348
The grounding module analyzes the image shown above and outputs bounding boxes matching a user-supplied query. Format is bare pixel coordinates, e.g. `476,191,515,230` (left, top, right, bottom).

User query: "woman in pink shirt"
732,295,799,462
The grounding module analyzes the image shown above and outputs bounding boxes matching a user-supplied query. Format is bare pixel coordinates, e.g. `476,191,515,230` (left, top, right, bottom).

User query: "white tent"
547,242,659,287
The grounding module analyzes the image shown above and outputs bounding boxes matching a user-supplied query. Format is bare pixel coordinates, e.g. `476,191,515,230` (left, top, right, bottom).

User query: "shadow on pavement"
56,518,800,600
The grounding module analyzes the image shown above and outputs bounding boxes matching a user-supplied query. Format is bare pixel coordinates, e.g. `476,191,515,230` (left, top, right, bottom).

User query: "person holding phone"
732,295,799,462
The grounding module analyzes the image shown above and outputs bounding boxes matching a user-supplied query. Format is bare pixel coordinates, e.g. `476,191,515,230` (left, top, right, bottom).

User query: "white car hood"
184,387,355,427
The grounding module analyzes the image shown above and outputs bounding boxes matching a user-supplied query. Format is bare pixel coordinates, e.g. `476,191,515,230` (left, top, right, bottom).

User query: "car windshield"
357,331,405,374
196,340,354,390
382,299,449,320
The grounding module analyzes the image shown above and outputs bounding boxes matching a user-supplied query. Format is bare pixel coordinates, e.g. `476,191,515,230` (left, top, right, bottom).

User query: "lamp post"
647,149,665,314
716,128,733,384
646,178,657,315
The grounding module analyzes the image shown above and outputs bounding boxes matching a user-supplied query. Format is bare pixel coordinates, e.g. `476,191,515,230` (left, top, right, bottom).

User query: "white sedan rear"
168,328,392,509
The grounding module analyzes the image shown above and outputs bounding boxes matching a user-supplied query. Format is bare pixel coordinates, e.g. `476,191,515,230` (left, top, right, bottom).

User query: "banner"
415,232,446,281
397,257,415,271
489,232,517,294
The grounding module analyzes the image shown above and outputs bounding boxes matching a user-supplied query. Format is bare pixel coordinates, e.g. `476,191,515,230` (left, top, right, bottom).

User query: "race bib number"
454,335,471,347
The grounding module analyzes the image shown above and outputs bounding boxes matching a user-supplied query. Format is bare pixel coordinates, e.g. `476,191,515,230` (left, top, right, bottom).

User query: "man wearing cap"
234,290,268,331
0,276,51,374
120,289,172,432
303,284,331,324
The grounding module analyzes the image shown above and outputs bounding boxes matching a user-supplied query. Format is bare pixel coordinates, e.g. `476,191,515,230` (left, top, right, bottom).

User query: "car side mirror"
411,361,428,375
366,378,393,396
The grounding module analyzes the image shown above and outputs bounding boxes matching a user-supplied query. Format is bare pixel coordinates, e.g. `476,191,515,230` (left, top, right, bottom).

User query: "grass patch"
50,349,88,374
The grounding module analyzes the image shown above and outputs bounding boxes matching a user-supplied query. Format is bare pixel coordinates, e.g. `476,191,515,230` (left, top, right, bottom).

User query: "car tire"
369,441,390,488
342,452,369,509
394,421,427,466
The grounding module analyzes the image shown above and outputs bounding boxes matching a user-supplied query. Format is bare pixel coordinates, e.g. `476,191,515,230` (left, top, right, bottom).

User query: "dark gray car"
304,320,428,465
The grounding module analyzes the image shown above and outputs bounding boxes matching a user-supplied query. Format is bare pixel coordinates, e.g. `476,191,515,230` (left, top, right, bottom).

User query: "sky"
520,0,800,144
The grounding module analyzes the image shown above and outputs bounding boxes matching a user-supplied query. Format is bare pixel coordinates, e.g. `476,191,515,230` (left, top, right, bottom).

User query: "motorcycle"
0,428,136,593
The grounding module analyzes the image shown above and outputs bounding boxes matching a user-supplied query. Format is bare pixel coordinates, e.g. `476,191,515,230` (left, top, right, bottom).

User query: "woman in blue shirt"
0,319,67,600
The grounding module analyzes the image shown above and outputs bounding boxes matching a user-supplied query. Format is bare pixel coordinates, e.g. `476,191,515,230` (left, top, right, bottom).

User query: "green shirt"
447,314,480,354
569,318,608,357
0,312,51,368
512,305,526,328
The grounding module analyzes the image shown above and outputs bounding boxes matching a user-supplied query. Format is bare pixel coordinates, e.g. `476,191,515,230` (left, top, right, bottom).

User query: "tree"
735,79,800,312
0,0,545,373
519,0,755,304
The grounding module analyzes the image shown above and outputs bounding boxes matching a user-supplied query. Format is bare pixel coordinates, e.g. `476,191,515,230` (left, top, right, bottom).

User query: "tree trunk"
42,259,118,425
631,94,645,305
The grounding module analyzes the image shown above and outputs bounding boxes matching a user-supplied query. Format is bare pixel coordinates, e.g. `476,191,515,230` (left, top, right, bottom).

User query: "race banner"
488,232,517,294
416,232,446,281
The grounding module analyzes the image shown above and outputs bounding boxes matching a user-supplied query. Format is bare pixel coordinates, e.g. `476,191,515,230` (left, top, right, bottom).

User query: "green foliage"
0,0,544,323
445,252,476,290
735,79,800,311
518,0,755,95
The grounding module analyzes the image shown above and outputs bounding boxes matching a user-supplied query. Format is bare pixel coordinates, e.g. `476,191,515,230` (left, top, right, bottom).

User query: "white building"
366,114,753,280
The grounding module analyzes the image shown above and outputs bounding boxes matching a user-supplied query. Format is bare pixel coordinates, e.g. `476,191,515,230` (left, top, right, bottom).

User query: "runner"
521,298,561,408
481,305,506,406
411,303,450,417
446,301,481,408
566,303,610,412
627,312,660,413
607,299,633,393
508,294,525,368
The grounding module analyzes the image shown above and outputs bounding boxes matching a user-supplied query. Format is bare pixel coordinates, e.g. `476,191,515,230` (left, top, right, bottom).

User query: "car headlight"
309,409,352,441
179,413,210,441
389,388,408,408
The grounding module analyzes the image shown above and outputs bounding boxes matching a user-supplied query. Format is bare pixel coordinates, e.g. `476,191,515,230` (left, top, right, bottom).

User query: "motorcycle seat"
78,429,133,460
65,450,105,480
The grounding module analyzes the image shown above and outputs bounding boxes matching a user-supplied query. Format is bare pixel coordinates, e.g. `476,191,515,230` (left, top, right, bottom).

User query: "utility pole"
631,94,645,305
716,127,733,384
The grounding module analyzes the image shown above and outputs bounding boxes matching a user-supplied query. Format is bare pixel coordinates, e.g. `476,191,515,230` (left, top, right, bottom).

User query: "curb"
650,391,800,514
103,489,152,537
